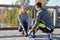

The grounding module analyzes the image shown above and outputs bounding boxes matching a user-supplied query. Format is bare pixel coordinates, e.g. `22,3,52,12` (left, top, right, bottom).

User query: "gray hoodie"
18,13,30,29
31,7,54,32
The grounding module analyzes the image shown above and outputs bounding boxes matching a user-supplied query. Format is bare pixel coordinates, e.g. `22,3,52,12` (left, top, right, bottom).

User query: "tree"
15,0,30,5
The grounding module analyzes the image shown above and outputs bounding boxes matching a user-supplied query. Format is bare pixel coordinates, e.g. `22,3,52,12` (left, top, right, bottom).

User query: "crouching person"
18,4,30,37
28,2,54,39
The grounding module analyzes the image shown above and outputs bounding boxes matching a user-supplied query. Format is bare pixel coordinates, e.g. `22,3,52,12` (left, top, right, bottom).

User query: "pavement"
0,28,60,40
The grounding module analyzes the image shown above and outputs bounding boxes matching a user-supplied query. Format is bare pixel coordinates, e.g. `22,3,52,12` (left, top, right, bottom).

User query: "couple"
18,2,54,37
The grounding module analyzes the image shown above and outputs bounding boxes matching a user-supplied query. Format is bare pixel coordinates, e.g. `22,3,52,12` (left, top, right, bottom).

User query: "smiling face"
21,5,26,14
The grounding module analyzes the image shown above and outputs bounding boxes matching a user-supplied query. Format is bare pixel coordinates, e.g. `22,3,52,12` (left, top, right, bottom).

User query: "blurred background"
0,0,60,40
0,0,60,29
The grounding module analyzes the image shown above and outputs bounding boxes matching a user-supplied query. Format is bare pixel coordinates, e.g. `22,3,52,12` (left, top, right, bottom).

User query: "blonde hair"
20,4,27,13
21,4,26,9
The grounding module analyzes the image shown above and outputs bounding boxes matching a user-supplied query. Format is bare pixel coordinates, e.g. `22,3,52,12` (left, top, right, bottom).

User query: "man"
28,2,54,37
18,4,30,37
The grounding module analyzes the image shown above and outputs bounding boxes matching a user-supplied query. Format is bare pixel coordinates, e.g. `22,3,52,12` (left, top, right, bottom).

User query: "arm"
29,13,41,34
18,14,24,29
31,14,41,31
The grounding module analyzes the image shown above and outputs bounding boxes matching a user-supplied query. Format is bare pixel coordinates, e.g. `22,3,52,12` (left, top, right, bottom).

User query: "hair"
36,2,42,8
21,4,27,9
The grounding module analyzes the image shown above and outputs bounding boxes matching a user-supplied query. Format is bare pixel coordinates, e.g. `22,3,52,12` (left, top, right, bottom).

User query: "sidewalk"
0,37,48,40
0,28,60,40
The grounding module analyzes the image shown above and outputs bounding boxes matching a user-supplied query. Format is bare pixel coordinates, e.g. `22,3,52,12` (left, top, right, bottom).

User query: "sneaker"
27,35,36,38
22,31,24,35
27,35,33,38
18,27,23,32
32,35,36,38
25,34,28,37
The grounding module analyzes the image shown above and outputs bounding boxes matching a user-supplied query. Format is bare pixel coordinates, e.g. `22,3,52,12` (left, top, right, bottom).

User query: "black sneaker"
18,27,23,32
25,33,28,37
22,31,24,35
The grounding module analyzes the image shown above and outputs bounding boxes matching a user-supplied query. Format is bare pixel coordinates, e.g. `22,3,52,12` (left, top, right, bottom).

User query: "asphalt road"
0,29,60,40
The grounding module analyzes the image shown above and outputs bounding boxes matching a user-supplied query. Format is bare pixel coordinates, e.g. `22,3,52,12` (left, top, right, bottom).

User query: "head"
21,4,27,13
35,2,42,11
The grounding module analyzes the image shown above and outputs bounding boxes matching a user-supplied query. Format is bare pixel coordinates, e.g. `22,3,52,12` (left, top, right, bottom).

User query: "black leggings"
38,27,54,33
18,21,28,32
23,21,28,32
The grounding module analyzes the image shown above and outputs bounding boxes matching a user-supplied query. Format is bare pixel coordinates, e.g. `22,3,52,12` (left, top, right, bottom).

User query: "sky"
0,0,60,6
47,0,60,6
0,0,16,5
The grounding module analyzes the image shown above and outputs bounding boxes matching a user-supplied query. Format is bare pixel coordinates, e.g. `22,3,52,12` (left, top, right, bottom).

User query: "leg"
48,33,53,40
25,28,28,37
18,26,23,32
42,27,54,40
18,26,25,35
23,21,28,37
31,26,39,38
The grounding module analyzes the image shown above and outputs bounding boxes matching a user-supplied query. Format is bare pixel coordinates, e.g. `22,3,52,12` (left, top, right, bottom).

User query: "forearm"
19,23,24,28
30,22,38,32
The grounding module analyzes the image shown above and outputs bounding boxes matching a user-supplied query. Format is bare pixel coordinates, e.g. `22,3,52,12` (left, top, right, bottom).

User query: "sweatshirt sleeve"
18,14,24,28
31,12,42,32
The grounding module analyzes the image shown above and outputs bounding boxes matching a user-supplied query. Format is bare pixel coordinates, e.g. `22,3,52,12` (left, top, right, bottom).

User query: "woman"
18,4,30,37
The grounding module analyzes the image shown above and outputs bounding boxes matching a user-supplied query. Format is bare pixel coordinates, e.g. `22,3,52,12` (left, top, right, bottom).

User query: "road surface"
0,28,60,40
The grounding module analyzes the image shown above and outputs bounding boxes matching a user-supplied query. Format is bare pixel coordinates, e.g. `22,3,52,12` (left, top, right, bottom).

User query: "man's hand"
28,30,32,35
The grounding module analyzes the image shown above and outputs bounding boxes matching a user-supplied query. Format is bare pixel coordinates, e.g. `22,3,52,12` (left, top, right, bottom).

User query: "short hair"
36,2,42,8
